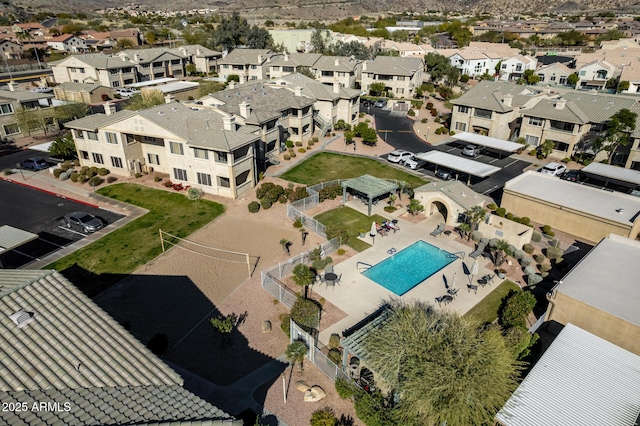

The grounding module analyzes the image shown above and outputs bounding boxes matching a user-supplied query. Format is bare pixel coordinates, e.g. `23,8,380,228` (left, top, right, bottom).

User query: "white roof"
149,81,199,94
451,132,523,153
0,226,38,254
582,162,640,186
504,171,640,226
415,151,501,177
127,77,178,88
555,234,640,326
496,323,640,426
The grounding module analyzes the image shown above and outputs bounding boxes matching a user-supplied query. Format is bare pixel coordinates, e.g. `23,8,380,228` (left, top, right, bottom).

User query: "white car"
116,88,139,98
540,162,567,176
403,154,427,170
387,150,413,164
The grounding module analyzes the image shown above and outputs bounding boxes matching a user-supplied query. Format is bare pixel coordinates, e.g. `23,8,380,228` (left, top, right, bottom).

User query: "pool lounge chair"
469,242,486,259
376,223,388,236
430,223,445,237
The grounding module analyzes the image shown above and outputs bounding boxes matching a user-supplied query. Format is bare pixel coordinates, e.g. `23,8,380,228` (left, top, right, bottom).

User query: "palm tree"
492,239,511,266
458,222,471,240
16,30,41,69
286,340,308,371
466,205,487,231
292,263,315,298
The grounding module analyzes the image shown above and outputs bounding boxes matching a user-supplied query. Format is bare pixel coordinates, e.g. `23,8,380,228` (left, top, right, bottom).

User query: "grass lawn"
280,152,427,187
463,280,521,324
315,206,388,252
46,183,225,297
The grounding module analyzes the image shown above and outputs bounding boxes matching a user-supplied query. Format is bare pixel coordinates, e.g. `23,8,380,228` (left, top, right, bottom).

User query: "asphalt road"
0,148,56,172
0,179,123,268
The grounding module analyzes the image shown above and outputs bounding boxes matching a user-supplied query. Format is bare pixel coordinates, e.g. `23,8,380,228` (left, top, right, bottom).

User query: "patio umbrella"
452,273,457,289
370,222,377,244
470,259,479,283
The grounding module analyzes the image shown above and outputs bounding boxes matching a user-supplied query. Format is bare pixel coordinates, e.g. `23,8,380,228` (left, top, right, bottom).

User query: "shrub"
335,377,355,399
248,201,260,213
283,154,291,160
290,150,297,158
260,198,272,210
290,297,320,331
533,253,545,264
523,243,534,254
293,217,303,228
73,159,79,166
496,207,506,217
529,149,536,156
135,172,142,178
539,263,552,273
77,175,88,184
285,140,294,148
280,313,291,337
430,107,437,116
520,257,533,267
449,131,455,136
106,176,117,183
562,157,571,163
53,168,64,178
98,167,109,176
435,128,442,135
319,184,341,201
310,407,338,426
186,187,202,200
487,203,497,210
426,102,434,109
337,248,345,255
542,225,552,234
421,118,428,123
545,246,563,260
521,217,531,225
79,166,89,176
329,333,341,349
154,176,162,182
471,230,483,242
528,274,543,286
434,116,441,123
328,348,342,365
384,205,396,212
70,173,80,182
298,148,306,153
498,290,536,329
60,160,72,171
312,137,318,143
546,230,555,237
163,180,173,188
513,249,526,260
531,232,541,242
2,169,12,175
295,141,303,147
505,212,513,220
59,171,69,181
89,176,104,186
407,109,415,116
326,225,349,245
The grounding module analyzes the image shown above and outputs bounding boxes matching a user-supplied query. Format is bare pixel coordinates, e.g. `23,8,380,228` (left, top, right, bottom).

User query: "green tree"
499,290,537,329
361,301,520,426
125,90,166,110
458,222,471,240
264,20,275,27
466,205,487,231
344,130,354,144
61,23,85,35
491,239,511,266
226,74,240,83
185,63,197,76
145,31,157,45
292,263,315,298
310,28,333,54
407,198,424,216
116,38,134,49
14,107,52,137
523,69,540,84
48,133,76,158
54,102,88,124
310,407,338,426
567,72,579,86
286,340,308,371
594,108,638,164
332,40,370,60
368,82,386,96
246,25,273,49
617,80,630,93
424,52,453,82
214,12,249,50
539,139,555,158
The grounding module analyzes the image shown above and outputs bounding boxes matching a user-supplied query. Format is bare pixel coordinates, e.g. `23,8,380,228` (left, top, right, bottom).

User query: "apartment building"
0,39,23,59
311,56,362,88
65,102,260,199
217,49,277,83
0,83,55,139
46,34,88,52
268,53,322,79
536,62,572,85
360,56,424,98
499,55,537,81
575,60,616,89
51,53,147,88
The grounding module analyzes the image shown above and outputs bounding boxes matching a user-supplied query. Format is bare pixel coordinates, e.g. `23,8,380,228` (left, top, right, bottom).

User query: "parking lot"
0,179,123,268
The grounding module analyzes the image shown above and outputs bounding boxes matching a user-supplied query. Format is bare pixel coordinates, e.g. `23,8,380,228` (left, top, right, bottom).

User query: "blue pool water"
363,240,456,296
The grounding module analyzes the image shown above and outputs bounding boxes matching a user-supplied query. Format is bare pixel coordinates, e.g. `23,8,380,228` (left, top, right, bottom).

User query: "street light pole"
426,126,430,141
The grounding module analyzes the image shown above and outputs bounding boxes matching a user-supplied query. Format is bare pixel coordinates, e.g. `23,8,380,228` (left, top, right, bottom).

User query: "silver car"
462,144,484,157
64,212,104,233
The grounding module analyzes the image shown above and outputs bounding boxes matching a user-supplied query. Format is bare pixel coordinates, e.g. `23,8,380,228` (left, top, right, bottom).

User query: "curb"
1,177,99,209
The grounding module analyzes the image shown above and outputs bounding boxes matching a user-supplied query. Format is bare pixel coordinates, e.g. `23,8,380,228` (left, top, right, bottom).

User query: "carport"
0,226,38,268
451,132,523,156
342,174,399,216
581,162,640,192
415,151,501,184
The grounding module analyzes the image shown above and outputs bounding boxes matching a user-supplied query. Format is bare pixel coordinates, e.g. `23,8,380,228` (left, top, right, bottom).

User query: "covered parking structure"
342,174,399,216
451,132,523,156
0,226,38,268
581,162,640,193
415,151,501,184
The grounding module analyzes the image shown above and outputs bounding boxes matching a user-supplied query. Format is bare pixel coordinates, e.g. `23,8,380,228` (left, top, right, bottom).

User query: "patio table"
324,272,338,286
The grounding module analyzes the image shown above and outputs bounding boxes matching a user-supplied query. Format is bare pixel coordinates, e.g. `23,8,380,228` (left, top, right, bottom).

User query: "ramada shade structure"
342,174,399,216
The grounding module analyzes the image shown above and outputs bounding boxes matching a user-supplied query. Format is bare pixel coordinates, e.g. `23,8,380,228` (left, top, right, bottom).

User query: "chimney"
284,53,289,61
7,81,18,91
258,54,263,63
295,86,303,97
555,99,566,109
223,115,235,131
228,81,236,89
133,53,140,62
503,94,512,107
362,61,367,71
104,102,116,116
333,81,340,94
165,94,175,104
196,48,202,55
334,58,339,66
239,101,251,118
179,47,187,55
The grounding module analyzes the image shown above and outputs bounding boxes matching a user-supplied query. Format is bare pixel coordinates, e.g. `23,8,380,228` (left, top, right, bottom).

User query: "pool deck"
314,201,499,344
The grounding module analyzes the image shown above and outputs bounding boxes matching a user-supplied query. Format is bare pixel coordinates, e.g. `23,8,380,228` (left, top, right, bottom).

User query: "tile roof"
312,55,360,72
363,56,423,76
560,91,637,123
415,180,490,210
0,89,53,102
0,270,240,425
521,99,590,124
268,53,322,67
536,62,572,73
218,48,274,65
64,109,137,131
56,82,108,93
274,73,361,101
51,53,135,69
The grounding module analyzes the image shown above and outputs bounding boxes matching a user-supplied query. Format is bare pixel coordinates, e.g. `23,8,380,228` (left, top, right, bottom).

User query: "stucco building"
360,56,424,98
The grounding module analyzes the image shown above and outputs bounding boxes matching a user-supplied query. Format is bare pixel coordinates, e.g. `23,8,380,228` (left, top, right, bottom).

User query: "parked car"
116,88,139,98
373,99,387,108
560,169,582,182
30,87,53,93
540,162,567,176
461,144,484,157
403,154,427,170
20,156,50,171
435,169,452,180
63,212,104,233
387,149,413,163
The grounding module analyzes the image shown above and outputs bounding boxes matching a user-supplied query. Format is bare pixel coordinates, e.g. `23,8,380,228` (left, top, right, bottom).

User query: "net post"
246,253,251,277
159,229,165,252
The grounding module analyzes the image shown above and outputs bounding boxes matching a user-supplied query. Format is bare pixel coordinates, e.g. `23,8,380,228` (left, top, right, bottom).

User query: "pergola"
342,174,399,216
0,226,38,268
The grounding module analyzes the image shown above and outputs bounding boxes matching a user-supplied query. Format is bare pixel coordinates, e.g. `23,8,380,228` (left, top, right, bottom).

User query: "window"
251,76,257,80
474,108,492,119
92,153,104,164
223,64,229,69
217,176,230,188
0,103,13,115
173,168,187,181
501,64,507,69
457,105,469,114
105,132,118,144
550,75,556,81
197,172,212,186
142,63,150,68
109,69,119,74
123,67,132,73
154,72,164,78
169,141,184,155
553,141,570,152
272,66,280,71
147,153,160,165
525,135,539,146
87,131,98,140
397,76,406,81
80,150,89,160
153,62,162,67
112,81,120,88
215,151,228,164
193,147,209,159
454,122,467,132
3,123,19,135
110,156,123,168
528,117,543,126
538,74,545,81
579,70,586,76
171,60,180,65
550,120,574,132
396,88,404,94
251,65,257,69
515,64,523,72
322,71,334,77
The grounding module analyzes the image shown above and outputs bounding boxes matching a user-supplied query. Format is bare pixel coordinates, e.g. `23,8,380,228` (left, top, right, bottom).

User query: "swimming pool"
363,240,456,296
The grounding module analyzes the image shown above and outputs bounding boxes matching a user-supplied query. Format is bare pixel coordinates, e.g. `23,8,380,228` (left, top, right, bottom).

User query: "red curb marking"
1,177,99,209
